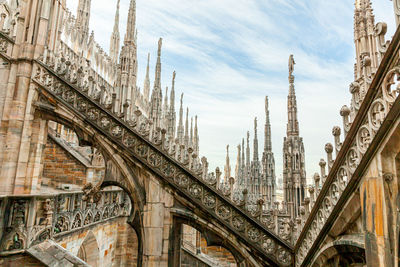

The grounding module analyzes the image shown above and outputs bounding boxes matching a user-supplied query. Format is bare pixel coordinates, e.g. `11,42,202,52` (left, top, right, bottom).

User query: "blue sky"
67,0,395,184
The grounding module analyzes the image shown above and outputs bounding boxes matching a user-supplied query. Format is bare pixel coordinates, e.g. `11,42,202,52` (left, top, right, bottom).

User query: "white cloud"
66,0,396,184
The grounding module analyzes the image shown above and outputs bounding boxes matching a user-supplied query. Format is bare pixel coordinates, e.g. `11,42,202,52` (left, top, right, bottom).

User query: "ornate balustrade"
26,40,295,265
0,189,130,255
294,25,400,267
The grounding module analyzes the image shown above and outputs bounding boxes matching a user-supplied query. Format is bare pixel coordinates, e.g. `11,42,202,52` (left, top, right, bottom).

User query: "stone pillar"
0,0,62,194
360,173,392,267
143,175,174,267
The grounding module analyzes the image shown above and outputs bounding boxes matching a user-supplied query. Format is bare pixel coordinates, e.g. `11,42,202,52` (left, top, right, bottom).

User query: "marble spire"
264,96,272,152
253,117,259,161
177,94,184,144
184,108,189,147
194,116,199,155
168,71,176,138
76,0,91,43
143,53,150,103
125,0,136,44
149,39,163,127
190,117,193,147
224,145,231,181
109,0,120,63
287,54,299,137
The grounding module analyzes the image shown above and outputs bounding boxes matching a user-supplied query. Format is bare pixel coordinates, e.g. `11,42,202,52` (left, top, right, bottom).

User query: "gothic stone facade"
0,0,399,267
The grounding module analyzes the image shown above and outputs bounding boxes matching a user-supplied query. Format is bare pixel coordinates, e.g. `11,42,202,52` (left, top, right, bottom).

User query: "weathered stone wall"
42,136,104,189
43,137,87,187
56,217,138,267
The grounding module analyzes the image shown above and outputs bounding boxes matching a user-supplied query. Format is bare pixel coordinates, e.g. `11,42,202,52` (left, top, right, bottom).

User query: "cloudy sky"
67,0,395,184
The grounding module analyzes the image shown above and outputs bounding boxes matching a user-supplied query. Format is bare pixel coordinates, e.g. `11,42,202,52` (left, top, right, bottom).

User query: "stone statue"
288,54,295,76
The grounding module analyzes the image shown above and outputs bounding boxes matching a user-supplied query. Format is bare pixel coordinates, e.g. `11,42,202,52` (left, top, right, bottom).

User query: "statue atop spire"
287,54,299,136
288,54,295,78
283,54,306,219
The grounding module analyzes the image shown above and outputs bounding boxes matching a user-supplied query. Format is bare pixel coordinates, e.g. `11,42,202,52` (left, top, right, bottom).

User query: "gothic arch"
170,208,262,267
39,105,145,208
310,235,365,267
78,231,100,266
39,104,146,266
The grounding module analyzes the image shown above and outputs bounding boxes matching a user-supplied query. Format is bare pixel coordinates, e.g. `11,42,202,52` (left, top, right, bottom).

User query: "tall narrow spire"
149,39,163,127
253,117,259,161
177,94,184,144
143,53,151,102
287,55,299,136
235,144,241,181
353,0,377,84
194,116,199,154
264,96,272,152
241,138,245,181
246,131,250,168
125,0,136,44
76,0,91,44
118,0,138,117
110,0,120,63
224,145,231,181
167,72,176,138
154,38,162,91
184,108,189,146
190,117,194,147
162,87,169,128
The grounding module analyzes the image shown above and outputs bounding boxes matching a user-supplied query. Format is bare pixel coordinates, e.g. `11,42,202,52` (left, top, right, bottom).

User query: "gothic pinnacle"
194,115,199,154
287,54,299,136
109,0,120,63
154,38,162,92
184,107,189,146
190,117,193,147
246,131,250,168
125,0,136,43
143,53,150,102
224,145,231,181
264,96,272,152
177,93,184,143
253,117,259,161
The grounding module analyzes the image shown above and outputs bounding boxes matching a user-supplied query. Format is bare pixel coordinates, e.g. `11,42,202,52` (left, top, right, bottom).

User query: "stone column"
360,172,392,267
143,175,173,267
0,0,61,194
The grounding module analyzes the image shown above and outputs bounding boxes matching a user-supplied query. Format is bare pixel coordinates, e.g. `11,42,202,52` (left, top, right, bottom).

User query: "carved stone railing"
294,26,400,266
28,50,294,266
0,189,130,255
